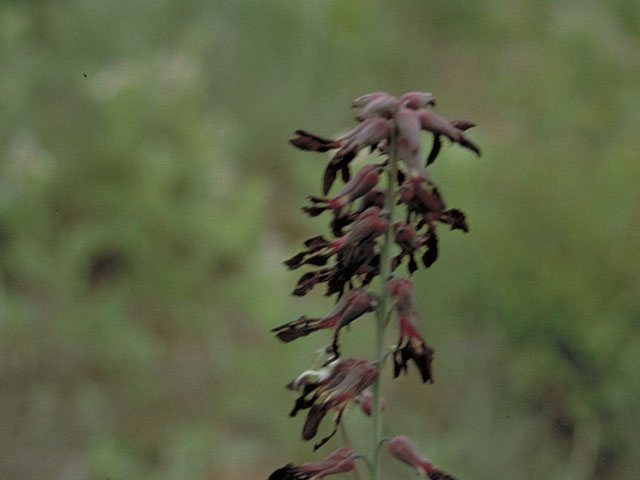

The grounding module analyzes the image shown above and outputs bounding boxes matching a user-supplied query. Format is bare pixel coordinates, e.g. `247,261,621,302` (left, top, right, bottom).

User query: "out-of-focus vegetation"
1,1,639,479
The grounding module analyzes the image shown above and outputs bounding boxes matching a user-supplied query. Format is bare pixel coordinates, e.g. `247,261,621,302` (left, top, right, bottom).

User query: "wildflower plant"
269,91,480,480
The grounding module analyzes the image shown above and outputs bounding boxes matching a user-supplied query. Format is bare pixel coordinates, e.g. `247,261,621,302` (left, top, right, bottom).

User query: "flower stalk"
269,91,480,480
370,126,398,480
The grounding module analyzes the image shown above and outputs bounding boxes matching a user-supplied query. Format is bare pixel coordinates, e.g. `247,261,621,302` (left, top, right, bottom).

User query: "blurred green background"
1,1,639,479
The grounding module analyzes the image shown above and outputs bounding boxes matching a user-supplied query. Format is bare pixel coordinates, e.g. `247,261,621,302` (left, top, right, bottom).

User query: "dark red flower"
289,130,341,152
328,185,387,237
280,91,482,475
387,435,458,480
324,118,392,193
271,287,378,356
303,164,382,217
333,206,388,250
290,238,380,297
284,206,388,270
269,447,356,480
398,177,468,234
289,117,392,194
388,277,434,383
356,185,387,211
391,220,419,273
399,177,445,220
420,228,439,269
324,239,381,296
424,119,477,166
288,358,378,450
417,109,481,156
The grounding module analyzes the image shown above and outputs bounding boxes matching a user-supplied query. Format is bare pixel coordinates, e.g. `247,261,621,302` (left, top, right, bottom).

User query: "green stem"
370,128,398,480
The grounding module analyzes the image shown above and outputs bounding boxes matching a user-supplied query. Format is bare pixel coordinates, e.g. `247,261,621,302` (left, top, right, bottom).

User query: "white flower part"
356,94,399,120
400,91,437,109
290,359,340,389
350,91,389,108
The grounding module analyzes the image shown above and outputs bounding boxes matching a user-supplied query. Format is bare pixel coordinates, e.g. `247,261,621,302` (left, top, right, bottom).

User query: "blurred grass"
1,1,639,479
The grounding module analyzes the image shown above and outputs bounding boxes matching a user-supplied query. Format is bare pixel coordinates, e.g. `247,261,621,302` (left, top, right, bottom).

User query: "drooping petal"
284,236,332,270
422,230,439,268
290,130,341,152
425,134,442,166
393,330,434,384
268,464,298,480
417,109,462,140
312,405,345,450
292,269,332,296
272,315,336,342
458,135,481,156
442,208,469,232
303,403,328,440
323,149,356,194
418,110,481,156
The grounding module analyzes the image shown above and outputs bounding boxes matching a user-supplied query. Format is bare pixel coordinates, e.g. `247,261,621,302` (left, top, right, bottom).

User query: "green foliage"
1,1,639,479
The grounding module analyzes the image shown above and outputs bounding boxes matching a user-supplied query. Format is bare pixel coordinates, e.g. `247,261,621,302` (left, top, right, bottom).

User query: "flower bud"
269,447,356,480
355,388,385,416
387,435,458,480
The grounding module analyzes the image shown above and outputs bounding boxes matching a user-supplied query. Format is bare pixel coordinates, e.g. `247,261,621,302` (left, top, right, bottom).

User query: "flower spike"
274,90,481,478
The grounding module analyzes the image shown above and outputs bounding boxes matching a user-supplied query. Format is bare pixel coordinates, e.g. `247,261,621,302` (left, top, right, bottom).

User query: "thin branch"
370,127,398,480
